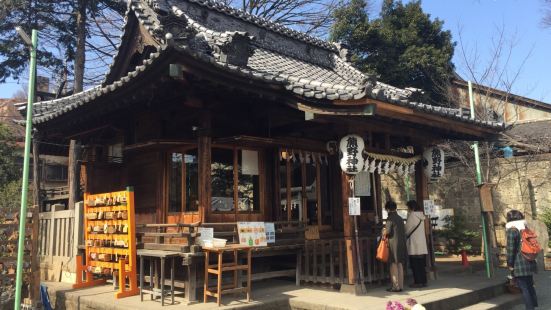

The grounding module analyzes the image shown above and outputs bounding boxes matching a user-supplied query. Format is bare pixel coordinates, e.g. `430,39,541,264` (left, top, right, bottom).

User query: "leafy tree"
0,123,20,187
330,0,455,105
0,0,125,93
221,0,340,35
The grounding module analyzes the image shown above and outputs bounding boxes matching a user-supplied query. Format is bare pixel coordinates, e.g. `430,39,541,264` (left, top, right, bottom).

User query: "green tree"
330,0,455,105
0,123,20,187
0,0,125,92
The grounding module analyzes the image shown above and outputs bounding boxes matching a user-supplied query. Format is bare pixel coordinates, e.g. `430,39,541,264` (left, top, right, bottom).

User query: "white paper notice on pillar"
423,147,445,181
339,134,364,174
241,150,259,175
348,197,361,216
354,171,371,196
423,200,435,216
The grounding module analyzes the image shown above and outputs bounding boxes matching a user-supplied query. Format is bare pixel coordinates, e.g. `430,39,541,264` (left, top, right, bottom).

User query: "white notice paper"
265,222,275,243
197,227,214,246
354,172,371,196
241,150,259,175
237,222,267,247
348,197,361,216
423,200,435,216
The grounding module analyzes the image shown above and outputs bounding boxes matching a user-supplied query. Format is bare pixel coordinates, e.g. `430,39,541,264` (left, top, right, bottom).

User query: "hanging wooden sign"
423,147,445,181
339,134,365,174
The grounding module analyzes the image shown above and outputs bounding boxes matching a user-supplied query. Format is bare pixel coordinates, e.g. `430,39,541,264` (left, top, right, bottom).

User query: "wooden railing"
38,203,83,276
300,237,387,285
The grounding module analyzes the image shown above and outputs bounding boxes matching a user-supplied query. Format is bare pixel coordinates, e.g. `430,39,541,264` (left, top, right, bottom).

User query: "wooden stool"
138,249,179,306
203,245,252,306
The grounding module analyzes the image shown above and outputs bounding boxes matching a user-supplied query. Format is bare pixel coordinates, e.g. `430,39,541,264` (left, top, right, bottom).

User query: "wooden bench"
136,222,201,253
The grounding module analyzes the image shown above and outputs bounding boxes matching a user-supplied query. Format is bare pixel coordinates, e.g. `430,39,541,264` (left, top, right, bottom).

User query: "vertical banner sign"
348,197,361,216
339,135,365,175
423,147,445,182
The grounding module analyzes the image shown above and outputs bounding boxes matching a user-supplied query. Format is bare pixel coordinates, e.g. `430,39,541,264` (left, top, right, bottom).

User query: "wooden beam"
198,111,212,223
68,140,81,210
414,146,429,205
32,135,42,210
371,100,498,138
341,172,357,285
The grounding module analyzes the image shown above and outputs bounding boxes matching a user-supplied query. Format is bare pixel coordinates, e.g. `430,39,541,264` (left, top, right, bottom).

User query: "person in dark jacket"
506,210,538,310
384,201,407,292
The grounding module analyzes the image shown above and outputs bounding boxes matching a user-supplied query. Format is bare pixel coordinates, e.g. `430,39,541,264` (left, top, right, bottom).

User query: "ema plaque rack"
73,187,139,298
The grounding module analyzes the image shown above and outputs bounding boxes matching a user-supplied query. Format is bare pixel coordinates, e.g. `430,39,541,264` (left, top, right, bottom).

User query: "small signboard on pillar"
348,197,361,216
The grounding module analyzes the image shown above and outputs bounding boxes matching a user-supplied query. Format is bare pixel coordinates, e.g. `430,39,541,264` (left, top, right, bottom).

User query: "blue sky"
1,0,550,103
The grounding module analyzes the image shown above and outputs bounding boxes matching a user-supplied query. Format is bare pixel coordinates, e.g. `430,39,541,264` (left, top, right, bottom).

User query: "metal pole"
468,81,491,278
15,29,37,310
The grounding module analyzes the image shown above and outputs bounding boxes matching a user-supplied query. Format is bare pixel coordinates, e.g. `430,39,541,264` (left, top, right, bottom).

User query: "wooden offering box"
73,187,139,298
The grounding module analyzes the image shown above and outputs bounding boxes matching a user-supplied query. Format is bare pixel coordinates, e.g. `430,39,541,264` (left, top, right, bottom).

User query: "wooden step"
459,294,522,310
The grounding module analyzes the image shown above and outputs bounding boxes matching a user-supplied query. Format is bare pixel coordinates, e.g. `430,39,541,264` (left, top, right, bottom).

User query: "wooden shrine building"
23,0,504,292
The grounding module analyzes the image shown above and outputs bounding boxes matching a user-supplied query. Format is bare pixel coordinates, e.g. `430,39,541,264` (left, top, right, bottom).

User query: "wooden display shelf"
74,188,139,299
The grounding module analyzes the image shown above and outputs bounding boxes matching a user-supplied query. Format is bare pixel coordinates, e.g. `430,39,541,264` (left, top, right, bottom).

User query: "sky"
1,0,550,103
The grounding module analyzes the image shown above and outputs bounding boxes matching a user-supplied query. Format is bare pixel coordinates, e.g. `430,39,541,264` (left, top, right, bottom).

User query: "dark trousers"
409,255,427,285
515,275,538,310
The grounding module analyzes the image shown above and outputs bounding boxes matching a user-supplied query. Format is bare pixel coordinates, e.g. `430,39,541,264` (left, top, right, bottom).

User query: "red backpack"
520,227,541,261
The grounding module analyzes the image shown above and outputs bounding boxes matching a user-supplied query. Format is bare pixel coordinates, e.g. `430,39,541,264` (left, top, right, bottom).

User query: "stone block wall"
381,153,551,229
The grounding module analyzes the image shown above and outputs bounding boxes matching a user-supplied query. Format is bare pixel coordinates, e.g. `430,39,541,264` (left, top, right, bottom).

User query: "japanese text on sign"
348,197,361,216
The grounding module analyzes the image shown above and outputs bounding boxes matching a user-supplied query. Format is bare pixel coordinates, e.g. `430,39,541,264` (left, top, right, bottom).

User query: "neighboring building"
0,98,69,210
450,78,551,123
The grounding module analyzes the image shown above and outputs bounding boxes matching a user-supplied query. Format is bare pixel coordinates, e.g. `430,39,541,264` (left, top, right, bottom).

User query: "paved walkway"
44,259,511,310
511,270,551,310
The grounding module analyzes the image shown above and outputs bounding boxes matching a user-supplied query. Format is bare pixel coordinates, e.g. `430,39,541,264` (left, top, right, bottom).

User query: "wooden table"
203,245,252,306
137,249,180,306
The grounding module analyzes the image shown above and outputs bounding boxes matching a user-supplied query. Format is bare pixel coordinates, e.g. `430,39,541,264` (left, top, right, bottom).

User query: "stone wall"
382,154,551,226
431,154,551,226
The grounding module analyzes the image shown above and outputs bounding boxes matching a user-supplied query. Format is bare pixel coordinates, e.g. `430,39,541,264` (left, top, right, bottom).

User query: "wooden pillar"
341,172,357,285
32,135,42,210
68,140,81,209
414,146,436,278
198,111,211,223
414,156,429,204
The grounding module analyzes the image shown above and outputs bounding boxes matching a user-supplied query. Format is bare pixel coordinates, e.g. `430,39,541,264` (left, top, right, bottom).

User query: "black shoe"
386,288,402,292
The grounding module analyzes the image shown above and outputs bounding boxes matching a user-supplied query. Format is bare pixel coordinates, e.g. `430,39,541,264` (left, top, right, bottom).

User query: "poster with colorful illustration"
237,222,267,247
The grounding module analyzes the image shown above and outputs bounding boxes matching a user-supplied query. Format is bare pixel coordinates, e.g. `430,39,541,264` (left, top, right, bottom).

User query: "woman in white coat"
405,200,428,288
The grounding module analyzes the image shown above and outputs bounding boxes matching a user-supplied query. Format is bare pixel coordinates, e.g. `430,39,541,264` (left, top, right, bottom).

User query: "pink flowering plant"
386,298,425,310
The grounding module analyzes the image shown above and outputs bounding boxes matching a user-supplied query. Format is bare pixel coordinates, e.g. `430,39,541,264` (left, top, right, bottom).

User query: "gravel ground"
511,270,551,310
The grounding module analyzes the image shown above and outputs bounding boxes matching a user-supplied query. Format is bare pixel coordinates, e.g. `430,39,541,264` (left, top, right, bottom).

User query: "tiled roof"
21,49,165,124
23,0,504,129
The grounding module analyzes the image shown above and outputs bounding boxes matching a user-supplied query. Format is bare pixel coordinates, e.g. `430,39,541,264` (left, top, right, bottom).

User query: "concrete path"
510,270,551,310
44,260,511,310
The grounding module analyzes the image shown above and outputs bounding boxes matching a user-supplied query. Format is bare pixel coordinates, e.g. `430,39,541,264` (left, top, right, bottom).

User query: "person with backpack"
405,200,428,288
506,210,539,310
